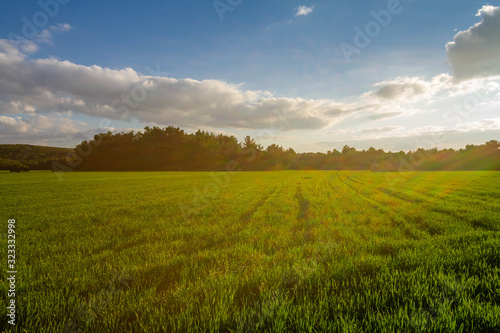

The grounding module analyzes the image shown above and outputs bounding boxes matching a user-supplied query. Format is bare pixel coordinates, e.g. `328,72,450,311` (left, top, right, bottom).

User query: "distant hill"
0,144,73,171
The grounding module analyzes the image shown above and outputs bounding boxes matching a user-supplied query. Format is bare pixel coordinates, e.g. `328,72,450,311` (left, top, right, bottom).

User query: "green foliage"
0,171,499,332
0,158,29,172
0,144,73,170
71,127,500,171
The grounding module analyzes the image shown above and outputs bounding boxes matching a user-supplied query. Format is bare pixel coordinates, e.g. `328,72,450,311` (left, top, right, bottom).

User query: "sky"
0,0,500,153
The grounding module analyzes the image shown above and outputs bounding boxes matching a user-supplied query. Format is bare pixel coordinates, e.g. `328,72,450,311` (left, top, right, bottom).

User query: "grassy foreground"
1,170,500,332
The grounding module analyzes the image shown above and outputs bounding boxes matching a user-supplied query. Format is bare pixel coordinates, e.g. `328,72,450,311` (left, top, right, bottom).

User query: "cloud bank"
0,38,353,132
447,5,500,82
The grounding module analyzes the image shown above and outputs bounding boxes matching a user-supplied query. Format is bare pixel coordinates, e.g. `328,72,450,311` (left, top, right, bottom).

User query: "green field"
1,170,500,332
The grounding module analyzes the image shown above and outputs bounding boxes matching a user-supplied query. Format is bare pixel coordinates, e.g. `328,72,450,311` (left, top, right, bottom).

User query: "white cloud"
476,5,498,17
267,5,315,30
446,5,500,81
0,116,29,134
0,114,84,145
295,5,314,17
0,40,355,132
373,80,427,100
7,23,73,54
363,73,500,112
36,29,53,45
50,23,72,32
365,74,452,101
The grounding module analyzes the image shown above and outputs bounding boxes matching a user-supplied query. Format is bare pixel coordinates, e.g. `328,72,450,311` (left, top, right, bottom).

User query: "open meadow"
1,170,500,332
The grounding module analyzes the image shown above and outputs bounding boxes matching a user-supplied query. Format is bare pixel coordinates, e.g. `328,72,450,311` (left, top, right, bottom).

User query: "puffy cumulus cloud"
446,5,500,82
359,6,500,107
0,40,353,131
0,114,85,144
0,116,29,134
295,5,314,17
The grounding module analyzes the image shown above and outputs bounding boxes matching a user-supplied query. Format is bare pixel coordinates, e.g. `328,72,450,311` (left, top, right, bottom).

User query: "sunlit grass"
0,171,499,332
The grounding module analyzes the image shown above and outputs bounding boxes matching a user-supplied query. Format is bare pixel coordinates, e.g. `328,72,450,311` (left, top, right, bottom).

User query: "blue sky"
0,0,499,152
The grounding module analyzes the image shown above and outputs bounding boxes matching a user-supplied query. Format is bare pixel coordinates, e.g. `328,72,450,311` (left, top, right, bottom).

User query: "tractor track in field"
427,205,497,231
345,174,428,206
331,173,384,210
363,174,471,206
335,174,460,232
374,187,424,204
334,173,430,209
345,173,437,205
344,174,366,185
334,173,455,223
239,186,279,223
294,185,310,220
341,174,497,230
340,173,418,205
371,182,453,207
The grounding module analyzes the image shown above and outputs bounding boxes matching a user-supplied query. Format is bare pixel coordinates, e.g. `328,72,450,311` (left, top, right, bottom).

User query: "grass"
0,170,499,332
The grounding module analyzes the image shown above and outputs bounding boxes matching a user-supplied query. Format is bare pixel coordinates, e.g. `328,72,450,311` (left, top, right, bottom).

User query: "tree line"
0,145,71,172
1,127,498,172
66,126,500,172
